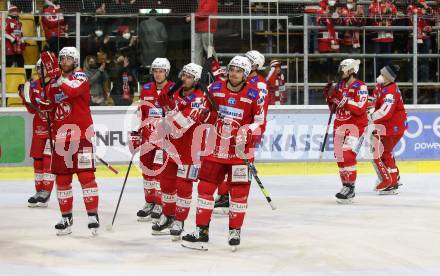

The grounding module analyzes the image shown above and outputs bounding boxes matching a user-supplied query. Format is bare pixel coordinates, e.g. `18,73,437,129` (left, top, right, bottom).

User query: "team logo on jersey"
214,117,241,140
211,82,222,92
247,88,258,100
30,81,37,89
143,83,151,90
352,82,360,88
54,102,72,121
55,92,68,103
228,97,236,106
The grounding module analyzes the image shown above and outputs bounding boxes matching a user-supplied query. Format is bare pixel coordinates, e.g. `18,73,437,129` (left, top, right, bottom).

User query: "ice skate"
213,194,229,215
137,203,154,222
36,190,51,208
229,228,241,252
27,192,40,208
151,214,174,235
150,204,162,224
335,184,355,204
55,214,73,236
88,213,100,236
181,226,209,251
170,220,184,241
377,184,399,195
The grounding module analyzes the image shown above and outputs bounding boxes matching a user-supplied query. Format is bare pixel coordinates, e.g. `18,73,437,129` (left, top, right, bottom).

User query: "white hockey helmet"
338,59,361,75
180,63,203,82
227,56,252,79
150,57,171,76
245,50,265,70
59,47,80,68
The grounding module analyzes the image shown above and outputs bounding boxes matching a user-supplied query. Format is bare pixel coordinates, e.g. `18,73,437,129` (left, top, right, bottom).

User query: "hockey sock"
175,179,193,222
196,180,217,226
33,158,44,192
56,174,73,215
78,171,99,214
42,155,55,192
229,183,251,229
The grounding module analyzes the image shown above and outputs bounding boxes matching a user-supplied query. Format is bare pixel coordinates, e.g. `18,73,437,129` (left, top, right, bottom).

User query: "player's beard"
61,64,75,75
227,79,244,91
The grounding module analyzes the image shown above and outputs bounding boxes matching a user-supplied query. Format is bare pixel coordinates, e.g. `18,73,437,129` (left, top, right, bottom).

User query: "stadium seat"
19,14,36,37
6,67,27,107
23,40,39,65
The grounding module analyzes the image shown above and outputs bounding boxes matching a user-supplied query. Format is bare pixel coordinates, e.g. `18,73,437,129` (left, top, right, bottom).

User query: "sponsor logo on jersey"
30,81,37,89
148,108,163,117
247,88,258,100
218,105,244,119
228,97,236,106
55,92,68,103
248,76,258,84
211,82,222,92
74,72,88,80
143,83,151,90
352,81,361,88
191,98,202,109
357,89,368,95
185,93,196,102
394,126,399,133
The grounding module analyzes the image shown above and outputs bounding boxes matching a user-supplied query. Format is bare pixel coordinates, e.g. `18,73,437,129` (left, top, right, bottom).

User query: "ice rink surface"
1,173,439,276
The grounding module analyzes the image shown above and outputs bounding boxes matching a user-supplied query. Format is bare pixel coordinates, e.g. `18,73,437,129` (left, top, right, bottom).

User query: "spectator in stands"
42,0,67,53
316,0,340,53
111,25,138,74
407,0,434,82
108,54,137,106
5,5,25,67
316,0,339,79
138,9,168,68
84,55,109,106
368,0,397,74
337,0,365,53
193,0,218,65
304,2,322,53
85,26,111,60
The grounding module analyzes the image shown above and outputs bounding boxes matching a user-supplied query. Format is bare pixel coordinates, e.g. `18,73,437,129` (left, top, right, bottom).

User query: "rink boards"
1,105,440,172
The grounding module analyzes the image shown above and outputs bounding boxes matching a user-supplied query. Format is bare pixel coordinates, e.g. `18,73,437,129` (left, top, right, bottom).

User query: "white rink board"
1,174,440,275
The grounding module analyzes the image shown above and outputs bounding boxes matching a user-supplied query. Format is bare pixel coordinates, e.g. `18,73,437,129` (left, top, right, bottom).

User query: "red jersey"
5,15,24,55
42,5,66,40
204,80,265,164
330,79,369,131
368,0,397,43
371,83,407,136
195,0,218,33
49,71,93,141
139,81,174,141
338,6,364,47
165,87,207,165
28,79,52,138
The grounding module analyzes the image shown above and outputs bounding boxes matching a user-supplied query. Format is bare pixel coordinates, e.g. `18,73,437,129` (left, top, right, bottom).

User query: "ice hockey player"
154,62,208,240
129,58,174,223
213,50,268,215
18,57,59,208
43,47,100,236
323,59,368,204
181,56,265,251
369,65,407,195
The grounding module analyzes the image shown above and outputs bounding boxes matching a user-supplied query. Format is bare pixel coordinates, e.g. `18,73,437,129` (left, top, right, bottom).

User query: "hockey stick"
106,152,135,232
96,155,119,174
235,147,276,210
319,111,334,160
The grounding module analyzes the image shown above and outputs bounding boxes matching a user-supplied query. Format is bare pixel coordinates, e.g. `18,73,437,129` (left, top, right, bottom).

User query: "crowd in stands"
2,0,440,106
